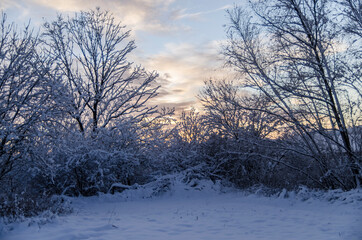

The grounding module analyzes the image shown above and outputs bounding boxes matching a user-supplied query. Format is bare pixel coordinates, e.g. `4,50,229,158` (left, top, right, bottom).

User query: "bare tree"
177,108,207,144
225,0,361,189
42,8,159,134
0,13,49,181
199,80,280,140
338,0,362,38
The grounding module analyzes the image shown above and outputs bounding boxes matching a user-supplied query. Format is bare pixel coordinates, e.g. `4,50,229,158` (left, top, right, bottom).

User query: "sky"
0,0,241,112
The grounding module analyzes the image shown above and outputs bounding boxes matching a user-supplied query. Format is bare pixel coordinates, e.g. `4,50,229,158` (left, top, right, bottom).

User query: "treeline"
1,0,361,220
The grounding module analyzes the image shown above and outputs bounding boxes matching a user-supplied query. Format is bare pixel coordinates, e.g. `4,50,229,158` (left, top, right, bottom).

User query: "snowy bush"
0,192,72,223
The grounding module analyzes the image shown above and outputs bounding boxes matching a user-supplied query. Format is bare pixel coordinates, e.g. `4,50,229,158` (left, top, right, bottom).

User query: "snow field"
1,181,362,240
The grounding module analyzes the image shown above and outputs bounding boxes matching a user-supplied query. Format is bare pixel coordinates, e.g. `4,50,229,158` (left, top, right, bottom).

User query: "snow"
1,180,362,240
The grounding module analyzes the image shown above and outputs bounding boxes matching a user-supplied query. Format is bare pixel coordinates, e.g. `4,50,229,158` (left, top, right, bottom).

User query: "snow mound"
89,174,229,203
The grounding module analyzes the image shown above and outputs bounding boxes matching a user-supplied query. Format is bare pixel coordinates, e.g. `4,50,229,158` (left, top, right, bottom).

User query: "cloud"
30,0,181,33
144,41,230,112
0,0,34,20
0,0,15,9
2,0,184,33
172,89,185,93
173,4,233,20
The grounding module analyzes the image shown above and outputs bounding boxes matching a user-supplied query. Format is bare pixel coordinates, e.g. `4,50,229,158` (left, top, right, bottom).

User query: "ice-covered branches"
42,9,159,134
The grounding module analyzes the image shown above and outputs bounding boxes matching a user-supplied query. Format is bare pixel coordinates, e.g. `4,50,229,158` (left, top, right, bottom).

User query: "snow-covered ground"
1,179,362,240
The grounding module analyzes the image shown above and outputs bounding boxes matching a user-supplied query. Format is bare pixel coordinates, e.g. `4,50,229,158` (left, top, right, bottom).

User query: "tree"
338,0,362,38
199,80,290,188
0,13,48,182
42,8,159,134
199,79,280,139
178,108,207,144
224,0,361,189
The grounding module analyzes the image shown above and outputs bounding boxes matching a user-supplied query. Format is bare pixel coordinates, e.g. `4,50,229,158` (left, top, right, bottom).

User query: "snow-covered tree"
42,8,159,134
199,80,280,139
0,13,49,182
224,0,361,189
